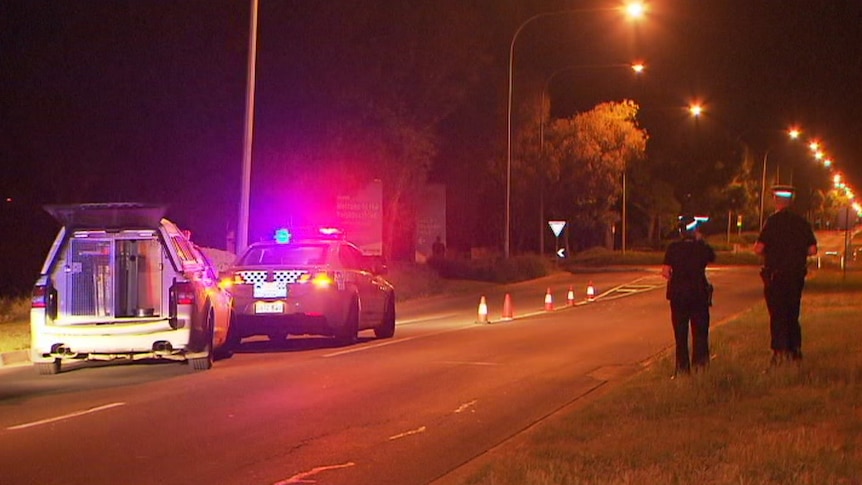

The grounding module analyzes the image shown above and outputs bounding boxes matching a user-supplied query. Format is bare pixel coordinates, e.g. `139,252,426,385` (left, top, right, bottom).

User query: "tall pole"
758,150,769,229
622,168,627,254
237,0,259,253
506,8,608,259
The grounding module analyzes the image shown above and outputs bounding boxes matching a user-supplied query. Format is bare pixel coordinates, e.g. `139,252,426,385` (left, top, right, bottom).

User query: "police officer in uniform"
661,215,716,376
754,185,817,364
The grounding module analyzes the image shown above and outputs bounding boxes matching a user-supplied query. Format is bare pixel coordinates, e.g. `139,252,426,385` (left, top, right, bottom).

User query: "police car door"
339,243,383,324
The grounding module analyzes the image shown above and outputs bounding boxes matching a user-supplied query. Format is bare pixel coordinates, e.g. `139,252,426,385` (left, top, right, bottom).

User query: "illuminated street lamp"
505,2,646,258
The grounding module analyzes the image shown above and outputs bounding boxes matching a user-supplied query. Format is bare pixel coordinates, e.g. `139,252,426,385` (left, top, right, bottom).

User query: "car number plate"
254,281,287,298
254,301,284,314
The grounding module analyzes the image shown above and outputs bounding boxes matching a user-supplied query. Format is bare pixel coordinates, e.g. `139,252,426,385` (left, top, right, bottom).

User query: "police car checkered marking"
236,270,308,284
274,270,307,283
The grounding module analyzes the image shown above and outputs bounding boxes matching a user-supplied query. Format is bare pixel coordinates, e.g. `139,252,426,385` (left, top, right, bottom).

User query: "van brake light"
172,282,195,305
31,285,47,309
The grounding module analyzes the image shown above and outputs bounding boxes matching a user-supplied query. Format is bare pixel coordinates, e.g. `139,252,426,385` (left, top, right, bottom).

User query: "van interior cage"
66,238,164,318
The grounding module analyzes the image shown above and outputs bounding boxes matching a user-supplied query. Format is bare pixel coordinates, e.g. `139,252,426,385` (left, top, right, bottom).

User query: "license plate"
254,281,287,298
254,301,284,314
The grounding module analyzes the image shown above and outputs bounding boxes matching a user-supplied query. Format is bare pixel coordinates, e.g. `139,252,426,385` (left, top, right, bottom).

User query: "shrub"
427,254,552,283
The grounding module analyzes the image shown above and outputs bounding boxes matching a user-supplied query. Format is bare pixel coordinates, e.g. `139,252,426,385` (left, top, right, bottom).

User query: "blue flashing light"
274,228,292,244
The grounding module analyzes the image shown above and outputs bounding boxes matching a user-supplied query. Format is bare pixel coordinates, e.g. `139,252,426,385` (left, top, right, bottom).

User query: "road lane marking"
454,400,477,413
323,336,419,357
273,462,356,484
388,425,426,441
437,361,502,366
7,402,126,431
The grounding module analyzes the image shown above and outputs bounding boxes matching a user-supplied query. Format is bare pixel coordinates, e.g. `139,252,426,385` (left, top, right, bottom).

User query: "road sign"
548,220,566,237
557,248,566,258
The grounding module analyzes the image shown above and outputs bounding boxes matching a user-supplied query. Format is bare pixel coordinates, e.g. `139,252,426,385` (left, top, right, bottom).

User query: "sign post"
548,220,566,259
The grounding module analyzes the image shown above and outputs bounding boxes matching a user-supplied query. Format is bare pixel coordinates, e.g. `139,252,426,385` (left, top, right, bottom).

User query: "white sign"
548,220,566,237
557,248,566,258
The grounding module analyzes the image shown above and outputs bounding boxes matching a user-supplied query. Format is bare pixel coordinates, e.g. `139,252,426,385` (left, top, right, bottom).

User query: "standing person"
661,215,716,377
754,185,818,365
431,236,446,259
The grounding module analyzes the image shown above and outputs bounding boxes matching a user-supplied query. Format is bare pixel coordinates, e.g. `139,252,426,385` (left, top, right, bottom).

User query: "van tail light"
32,284,58,319
171,282,195,305
31,285,47,309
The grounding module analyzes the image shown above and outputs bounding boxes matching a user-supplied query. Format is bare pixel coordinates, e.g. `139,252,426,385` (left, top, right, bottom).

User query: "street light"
505,2,646,258
537,62,644,254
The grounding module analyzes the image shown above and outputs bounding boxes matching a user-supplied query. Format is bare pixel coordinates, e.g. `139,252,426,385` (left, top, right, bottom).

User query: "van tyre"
188,310,215,371
336,299,359,346
374,295,396,339
35,359,61,375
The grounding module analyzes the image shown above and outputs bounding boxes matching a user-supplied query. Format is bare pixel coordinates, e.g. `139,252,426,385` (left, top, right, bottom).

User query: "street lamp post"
237,0,260,253
505,3,645,259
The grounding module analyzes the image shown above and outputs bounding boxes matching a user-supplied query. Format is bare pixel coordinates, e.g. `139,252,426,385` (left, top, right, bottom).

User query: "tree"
539,100,647,249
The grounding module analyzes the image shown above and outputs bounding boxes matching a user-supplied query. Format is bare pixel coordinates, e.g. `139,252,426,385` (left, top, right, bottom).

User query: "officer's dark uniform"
756,196,817,362
662,219,716,374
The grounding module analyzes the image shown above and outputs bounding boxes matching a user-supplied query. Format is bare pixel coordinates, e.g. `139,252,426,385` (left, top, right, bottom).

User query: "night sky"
3,1,862,294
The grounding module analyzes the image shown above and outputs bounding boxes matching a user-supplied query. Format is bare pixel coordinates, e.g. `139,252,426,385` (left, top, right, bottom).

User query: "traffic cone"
502,293,514,320
586,281,596,302
477,296,489,323
567,286,575,306
544,288,554,311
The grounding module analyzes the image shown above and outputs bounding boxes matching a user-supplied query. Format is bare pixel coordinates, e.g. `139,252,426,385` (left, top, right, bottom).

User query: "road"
0,266,763,485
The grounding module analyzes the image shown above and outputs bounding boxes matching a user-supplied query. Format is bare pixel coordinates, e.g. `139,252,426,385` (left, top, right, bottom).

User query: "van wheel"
35,359,61,375
374,295,396,339
189,310,215,371
335,299,359,346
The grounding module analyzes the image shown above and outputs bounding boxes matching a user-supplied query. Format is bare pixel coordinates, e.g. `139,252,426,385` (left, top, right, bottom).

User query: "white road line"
323,336,419,357
388,425,426,441
273,462,356,484
454,400,477,413
7,402,126,431
437,361,502,366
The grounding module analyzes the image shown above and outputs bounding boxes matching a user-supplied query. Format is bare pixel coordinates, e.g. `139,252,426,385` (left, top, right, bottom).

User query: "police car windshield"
239,243,329,266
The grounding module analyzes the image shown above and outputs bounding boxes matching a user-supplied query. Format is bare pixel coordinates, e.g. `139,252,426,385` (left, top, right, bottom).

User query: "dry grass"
457,271,862,485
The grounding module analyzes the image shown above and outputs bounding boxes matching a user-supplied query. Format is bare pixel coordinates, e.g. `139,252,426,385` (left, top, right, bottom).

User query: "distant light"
625,2,646,19
631,62,646,74
809,141,820,151
788,128,801,139
318,227,342,236
814,151,824,160
823,159,832,167
4,197,11,203
274,228,292,244
689,104,703,117
774,190,794,199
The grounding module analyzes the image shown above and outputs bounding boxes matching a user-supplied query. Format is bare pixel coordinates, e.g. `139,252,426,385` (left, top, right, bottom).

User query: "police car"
222,228,396,345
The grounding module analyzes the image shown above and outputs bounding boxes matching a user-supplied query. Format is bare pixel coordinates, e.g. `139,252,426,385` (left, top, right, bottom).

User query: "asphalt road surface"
0,266,764,485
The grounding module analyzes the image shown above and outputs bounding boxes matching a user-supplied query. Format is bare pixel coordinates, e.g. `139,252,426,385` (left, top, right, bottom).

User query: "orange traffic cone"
477,296,489,323
586,281,596,302
502,293,514,320
567,286,575,306
544,288,554,311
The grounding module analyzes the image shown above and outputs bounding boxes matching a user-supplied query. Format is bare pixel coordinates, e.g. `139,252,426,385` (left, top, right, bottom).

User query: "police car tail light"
299,271,335,288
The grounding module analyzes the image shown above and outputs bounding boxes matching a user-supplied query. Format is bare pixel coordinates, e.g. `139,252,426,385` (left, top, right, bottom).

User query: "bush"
427,254,552,283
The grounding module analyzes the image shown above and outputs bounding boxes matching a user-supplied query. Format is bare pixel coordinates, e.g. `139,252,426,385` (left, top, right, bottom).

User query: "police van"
29,203,235,375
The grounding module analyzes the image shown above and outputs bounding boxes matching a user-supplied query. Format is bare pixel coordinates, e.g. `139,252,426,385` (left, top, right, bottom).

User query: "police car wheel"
335,299,359,346
374,295,395,339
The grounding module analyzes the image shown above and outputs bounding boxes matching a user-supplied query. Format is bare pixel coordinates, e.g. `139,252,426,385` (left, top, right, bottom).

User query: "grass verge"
455,270,862,485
